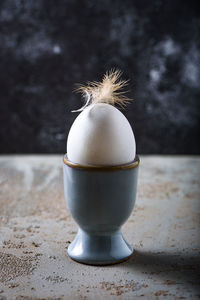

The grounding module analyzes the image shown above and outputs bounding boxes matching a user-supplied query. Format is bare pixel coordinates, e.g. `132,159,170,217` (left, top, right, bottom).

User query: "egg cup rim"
63,154,140,171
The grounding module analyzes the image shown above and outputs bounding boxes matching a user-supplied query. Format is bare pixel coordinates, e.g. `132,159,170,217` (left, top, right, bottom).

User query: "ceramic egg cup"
63,155,139,265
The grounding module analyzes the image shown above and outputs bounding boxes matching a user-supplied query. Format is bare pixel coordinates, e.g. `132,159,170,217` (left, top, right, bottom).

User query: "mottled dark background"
0,0,200,154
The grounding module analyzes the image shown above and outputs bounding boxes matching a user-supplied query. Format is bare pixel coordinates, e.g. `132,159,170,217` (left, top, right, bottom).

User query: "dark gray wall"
0,0,199,154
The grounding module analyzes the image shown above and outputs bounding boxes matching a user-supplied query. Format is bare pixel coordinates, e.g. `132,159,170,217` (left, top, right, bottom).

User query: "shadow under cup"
63,155,140,265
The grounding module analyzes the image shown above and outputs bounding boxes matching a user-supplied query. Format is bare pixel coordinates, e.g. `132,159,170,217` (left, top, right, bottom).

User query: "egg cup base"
67,228,133,266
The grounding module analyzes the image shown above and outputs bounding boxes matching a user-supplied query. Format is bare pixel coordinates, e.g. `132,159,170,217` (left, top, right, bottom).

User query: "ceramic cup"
63,154,140,265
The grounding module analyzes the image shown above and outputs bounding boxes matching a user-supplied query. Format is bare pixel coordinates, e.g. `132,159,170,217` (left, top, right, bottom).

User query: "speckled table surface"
0,155,199,300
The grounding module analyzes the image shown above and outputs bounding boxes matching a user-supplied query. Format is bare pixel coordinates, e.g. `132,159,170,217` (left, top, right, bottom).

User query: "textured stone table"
0,156,199,300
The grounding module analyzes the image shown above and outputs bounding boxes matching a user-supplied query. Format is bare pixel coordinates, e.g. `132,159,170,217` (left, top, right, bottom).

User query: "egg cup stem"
68,228,133,265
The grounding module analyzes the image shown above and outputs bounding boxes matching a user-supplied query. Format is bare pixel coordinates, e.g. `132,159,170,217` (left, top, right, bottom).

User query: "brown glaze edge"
63,155,140,171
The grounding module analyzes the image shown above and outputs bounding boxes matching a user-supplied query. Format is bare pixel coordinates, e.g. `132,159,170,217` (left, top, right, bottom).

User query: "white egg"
67,103,136,166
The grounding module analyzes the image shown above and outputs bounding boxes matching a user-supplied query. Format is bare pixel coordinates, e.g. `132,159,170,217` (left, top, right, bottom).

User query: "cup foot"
67,229,133,265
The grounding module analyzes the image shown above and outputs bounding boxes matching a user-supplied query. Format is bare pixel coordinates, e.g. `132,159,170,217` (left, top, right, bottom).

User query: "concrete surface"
0,155,199,299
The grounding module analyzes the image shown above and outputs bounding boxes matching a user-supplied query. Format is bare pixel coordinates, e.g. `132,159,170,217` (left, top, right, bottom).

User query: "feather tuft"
72,69,132,112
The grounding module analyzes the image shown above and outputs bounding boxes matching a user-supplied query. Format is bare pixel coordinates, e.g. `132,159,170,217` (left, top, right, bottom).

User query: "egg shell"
67,103,136,166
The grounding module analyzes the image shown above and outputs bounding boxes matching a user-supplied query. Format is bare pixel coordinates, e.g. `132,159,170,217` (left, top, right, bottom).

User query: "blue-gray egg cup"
63,155,140,265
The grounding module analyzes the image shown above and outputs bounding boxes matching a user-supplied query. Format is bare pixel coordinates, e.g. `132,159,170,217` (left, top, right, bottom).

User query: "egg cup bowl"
63,154,140,265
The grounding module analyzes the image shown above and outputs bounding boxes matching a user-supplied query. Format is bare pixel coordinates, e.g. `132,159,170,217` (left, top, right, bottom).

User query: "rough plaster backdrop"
0,0,199,154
